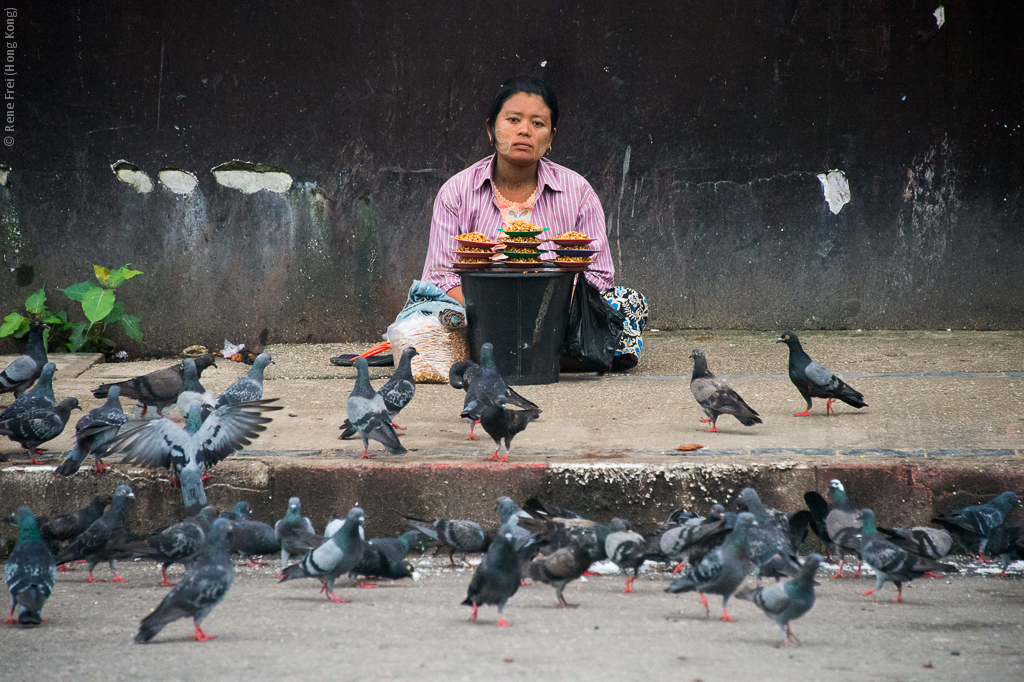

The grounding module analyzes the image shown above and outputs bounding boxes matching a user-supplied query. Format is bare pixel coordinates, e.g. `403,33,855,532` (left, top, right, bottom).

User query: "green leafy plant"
1,264,144,353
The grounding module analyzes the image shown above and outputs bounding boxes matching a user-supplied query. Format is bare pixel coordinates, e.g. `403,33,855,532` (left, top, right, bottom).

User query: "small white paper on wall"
817,170,851,215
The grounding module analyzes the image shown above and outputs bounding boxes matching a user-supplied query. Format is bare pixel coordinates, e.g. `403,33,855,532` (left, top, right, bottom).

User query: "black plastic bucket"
460,271,574,385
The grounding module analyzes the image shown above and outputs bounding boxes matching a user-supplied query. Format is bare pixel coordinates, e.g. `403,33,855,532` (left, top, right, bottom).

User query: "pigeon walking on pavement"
0,362,56,421
735,553,822,647
55,386,128,476
120,506,218,586
5,506,57,626
230,519,281,567
340,346,417,438
877,526,953,560
348,530,423,585
931,491,1021,559
857,509,958,603
274,497,319,575
604,518,647,593
462,531,522,626
0,318,48,400
345,357,407,459
776,332,867,416
0,397,80,465
404,516,492,566
278,507,366,603
688,349,761,432
479,404,540,462
666,512,755,622
55,485,135,583
93,355,217,418
135,518,236,643
736,488,802,580
215,353,273,408
528,535,596,608
107,399,281,515
449,343,539,440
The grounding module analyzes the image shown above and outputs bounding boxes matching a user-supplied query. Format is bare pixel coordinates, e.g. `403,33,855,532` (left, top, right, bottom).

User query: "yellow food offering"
555,231,589,240
456,245,492,253
554,256,592,263
504,220,540,232
453,232,490,242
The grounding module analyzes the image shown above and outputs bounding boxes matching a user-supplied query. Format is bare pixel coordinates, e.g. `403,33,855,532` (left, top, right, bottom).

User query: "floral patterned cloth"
602,286,648,362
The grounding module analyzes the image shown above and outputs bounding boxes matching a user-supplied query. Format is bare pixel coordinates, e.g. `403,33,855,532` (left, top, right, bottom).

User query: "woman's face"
489,92,556,166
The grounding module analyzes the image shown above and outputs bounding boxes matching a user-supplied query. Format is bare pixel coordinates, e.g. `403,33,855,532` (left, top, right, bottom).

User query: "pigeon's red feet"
190,624,216,642
277,572,286,580
671,561,687,575
621,577,636,594
793,409,811,417
922,571,944,579
469,603,479,622
111,573,127,583
582,571,600,577
57,563,74,572
556,597,579,609
245,557,265,567
699,593,709,617
520,580,531,587
720,608,737,623
358,450,371,459
496,616,512,627
699,418,711,424
201,471,212,483
28,454,44,465
354,582,379,589
159,577,176,587
466,436,479,441
826,399,834,416
484,451,502,462
705,424,719,433
859,588,876,597
4,606,15,624
327,593,349,604
392,421,404,431
93,460,112,475
87,572,103,583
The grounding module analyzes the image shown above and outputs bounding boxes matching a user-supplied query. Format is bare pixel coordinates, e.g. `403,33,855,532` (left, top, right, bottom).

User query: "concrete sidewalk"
2,330,1022,539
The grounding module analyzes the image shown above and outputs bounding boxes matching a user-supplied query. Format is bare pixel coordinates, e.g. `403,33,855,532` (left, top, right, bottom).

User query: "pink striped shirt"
421,155,615,292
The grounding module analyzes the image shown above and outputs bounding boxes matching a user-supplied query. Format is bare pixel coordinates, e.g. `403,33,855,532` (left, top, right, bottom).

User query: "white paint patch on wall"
817,170,851,214
934,6,945,29
111,160,154,193
158,169,199,195
0,165,9,186
212,160,293,194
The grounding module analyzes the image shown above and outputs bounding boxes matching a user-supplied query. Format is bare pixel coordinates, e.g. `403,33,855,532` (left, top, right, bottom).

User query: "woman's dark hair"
486,76,559,133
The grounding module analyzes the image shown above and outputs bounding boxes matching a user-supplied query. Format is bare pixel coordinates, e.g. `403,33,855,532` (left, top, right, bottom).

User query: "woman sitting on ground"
420,76,647,370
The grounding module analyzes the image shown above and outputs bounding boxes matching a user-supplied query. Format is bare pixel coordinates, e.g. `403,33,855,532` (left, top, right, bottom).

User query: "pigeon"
876,526,953,560
405,516,492,566
215,353,273,408
450,342,539,440
120,506,218,586
279,507,366,603
462,530,522,626
220,501,254,521
33,494,112,556
799,490,833,559
230,518,281,567
516,501,609,564
776,332,867,416
931,491,1021,559
93,354,217,418
857,508,958,603
274,497,319,574
345,357,406,458
348,531,423,586
985,522,1024,576
496,496,535,548
604,518,647,593
340,346,417,438
5,506,56,626
176,358,216,422
55,484,135,582
0,397,81,464
666,512,755,622
529,534,596,608
479,404,540,462
106,399,281,515
0,362,56,421
688,349,762,432
135,517,235,643
735,553,822,647
0,318,48,399
653,504,733,572
825,479,864,578
736,488,802,580
55,386,128,476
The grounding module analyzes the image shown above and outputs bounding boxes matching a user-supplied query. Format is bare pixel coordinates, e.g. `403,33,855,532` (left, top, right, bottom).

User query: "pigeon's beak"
128,493,136,499
774,339,784,344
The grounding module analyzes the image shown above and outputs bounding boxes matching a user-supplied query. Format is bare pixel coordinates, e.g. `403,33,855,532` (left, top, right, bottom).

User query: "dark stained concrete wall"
1,1,1022,352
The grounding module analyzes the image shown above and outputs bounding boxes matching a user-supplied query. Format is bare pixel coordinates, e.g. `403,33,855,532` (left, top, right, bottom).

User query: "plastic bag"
562,275,626,372
386,309,468,383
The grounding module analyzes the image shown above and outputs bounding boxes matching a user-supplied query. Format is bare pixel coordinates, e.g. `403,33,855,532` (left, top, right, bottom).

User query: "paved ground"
2,555,1022,681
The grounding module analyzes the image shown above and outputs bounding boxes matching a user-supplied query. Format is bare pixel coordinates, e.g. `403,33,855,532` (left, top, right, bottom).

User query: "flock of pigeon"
2,320,1021,648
